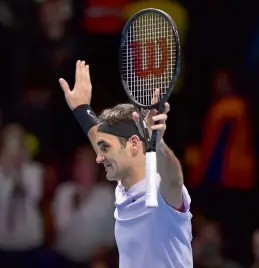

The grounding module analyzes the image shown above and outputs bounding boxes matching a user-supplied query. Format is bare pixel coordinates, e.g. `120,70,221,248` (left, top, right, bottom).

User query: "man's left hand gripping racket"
120,8,180,207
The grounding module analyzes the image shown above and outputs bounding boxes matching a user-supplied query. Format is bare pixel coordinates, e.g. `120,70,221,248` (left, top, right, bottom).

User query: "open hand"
59,60,92,110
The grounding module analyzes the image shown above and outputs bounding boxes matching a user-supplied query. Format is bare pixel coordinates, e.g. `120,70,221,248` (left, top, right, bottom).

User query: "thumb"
132,111,140,122
59,78,71,95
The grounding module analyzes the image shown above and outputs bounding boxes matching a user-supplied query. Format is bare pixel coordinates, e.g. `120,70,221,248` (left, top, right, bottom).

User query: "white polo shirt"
114,174,193,268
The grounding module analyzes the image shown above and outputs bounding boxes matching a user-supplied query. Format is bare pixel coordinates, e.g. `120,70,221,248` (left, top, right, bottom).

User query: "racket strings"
122,12,177,106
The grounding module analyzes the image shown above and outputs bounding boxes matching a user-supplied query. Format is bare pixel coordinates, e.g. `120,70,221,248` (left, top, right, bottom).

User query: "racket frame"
120,8,181,110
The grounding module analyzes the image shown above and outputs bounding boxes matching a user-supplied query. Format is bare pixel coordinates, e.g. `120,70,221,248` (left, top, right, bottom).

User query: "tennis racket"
120,8,180,207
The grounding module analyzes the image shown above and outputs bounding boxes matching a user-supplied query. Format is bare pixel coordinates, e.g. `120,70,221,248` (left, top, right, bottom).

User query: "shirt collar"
117,179,146,196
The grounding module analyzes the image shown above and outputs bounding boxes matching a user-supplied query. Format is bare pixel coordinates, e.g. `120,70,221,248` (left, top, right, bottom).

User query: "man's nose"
96,153,105,164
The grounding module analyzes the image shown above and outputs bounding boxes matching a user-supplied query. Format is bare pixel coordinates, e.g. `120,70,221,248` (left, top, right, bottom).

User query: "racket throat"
146,130,158,152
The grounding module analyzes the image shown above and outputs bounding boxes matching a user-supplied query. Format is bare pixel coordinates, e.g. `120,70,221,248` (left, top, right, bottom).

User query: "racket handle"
145,151,158,208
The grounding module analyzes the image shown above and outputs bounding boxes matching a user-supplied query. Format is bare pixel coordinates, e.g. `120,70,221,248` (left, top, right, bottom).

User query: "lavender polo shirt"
114,174,193,268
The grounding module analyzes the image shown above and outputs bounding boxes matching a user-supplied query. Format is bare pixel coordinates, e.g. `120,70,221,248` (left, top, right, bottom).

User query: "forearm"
156,139,183,186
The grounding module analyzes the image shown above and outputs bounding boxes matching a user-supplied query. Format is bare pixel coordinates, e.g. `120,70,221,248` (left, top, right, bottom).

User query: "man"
59,60,193,268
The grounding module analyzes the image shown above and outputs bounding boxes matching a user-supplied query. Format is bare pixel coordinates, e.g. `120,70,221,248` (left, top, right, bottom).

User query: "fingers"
147,89,159,118
152,113,167,123
85,65,91,84
133,102,169,122
80,60,86,82
152,88,159,105
131,111,145,137
151,123,166,131
152,102,170,116
146,96,169,124
151,103,169,127
75,60,82,84
163,102,170,114
59,78,71,95
74,60,91,91
132,111,140,121
75,60,88,81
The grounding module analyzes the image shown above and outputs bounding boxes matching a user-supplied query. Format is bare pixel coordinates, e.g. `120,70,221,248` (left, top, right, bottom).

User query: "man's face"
96,132,133,181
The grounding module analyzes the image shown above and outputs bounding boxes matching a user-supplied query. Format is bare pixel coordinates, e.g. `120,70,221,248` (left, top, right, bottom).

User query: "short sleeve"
157,185,193,242
157,184,192,219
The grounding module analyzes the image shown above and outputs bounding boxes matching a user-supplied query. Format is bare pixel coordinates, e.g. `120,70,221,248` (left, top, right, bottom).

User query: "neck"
121,159,145,190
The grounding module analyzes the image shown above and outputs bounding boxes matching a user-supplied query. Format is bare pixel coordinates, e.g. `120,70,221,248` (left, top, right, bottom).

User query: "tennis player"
59,60,193,268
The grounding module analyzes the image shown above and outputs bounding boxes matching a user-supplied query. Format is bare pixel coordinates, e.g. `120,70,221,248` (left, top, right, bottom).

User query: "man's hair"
98,103,134,124
98,104,145,151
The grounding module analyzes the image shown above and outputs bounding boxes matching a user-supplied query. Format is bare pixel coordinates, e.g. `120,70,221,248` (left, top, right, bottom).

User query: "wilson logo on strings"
130,38,168,78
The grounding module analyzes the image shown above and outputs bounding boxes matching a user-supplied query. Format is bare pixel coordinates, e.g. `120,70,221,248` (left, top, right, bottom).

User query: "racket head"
120,8,180,109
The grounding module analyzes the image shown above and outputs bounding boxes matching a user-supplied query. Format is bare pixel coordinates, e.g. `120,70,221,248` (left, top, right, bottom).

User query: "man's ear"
128,135,142,155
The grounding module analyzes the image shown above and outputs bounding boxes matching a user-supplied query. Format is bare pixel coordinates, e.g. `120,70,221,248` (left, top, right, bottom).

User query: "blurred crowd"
0,0,259,267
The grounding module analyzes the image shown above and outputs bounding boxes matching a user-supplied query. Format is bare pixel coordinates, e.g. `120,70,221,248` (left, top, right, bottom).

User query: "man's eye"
102,145,109,152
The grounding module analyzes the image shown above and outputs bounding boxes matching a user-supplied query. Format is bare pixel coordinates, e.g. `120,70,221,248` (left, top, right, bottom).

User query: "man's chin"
106,173,120,182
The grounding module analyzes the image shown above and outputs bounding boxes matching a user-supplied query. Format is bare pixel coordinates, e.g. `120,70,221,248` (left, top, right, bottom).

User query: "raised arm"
148,103,183,210
59,60,98,153
132,89,183,209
